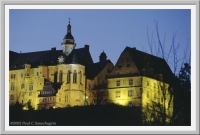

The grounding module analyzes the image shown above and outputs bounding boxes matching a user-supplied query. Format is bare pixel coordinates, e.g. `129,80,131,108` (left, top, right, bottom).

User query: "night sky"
9,8,191,75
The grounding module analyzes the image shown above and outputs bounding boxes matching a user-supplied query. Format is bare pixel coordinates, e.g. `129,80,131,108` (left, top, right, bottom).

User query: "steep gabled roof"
86,60,113,79
110,46,174,83
9,46,93,70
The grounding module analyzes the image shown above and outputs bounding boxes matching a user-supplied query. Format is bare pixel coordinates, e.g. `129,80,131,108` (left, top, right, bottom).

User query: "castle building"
9,20,94,109
106,47,174,123
9,20,174,123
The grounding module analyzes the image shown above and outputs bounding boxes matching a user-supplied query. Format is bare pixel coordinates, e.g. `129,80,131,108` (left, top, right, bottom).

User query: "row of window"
21,92,32,97
10,73,30,79
39,97,55,103
40,91,53,95
59,70,82,84
116,79,133,86
115,90,134,98
11,82,33,90
146,91,164,102
146,81,158,88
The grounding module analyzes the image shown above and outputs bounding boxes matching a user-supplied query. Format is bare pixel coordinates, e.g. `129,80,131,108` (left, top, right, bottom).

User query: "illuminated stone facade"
9,21,174,123
9,21,93,110
107,47,174,123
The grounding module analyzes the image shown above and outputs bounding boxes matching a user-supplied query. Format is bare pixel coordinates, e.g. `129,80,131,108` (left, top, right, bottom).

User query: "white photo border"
1,0,199,134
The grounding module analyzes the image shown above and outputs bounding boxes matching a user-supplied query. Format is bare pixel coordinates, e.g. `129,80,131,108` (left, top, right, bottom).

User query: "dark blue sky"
9,9,191,74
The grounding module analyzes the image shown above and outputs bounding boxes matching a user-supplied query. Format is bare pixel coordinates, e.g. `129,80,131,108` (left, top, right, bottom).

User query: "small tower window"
59,70,63,83
80,71,82,84
73,70,77,83
67,70,70,83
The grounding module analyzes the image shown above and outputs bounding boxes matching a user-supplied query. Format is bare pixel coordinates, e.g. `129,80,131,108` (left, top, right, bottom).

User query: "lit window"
67,70,70,83
21,84,24,89
128,90,133,97
59,70,63,83
80,71,82,84
147,91,149,98
129,79,133,85
11,82,15,90
29,81,33,90
116,80,120,86
154,93,156,100
73,70,77,83
147,81,149,86
116,91,120,98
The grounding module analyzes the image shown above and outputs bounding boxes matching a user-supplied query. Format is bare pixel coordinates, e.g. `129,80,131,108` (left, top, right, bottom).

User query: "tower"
99,50,107,62
62,18,75,56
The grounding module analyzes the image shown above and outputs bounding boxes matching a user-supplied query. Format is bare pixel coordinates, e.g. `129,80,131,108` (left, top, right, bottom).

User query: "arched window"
80,71,82,84
59,70,63,83
73,70,77,83
54,71,57,83
67,70,70,83
29,81,33,90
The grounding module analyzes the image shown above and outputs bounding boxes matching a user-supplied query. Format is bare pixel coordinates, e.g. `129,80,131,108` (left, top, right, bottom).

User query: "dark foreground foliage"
9,104,142,126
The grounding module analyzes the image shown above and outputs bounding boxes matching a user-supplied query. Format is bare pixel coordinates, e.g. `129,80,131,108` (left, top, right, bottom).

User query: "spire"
67,18,71,33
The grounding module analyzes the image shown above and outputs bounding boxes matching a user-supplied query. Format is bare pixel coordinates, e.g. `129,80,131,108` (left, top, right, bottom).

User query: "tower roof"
63,18,74,40
100,50,107,57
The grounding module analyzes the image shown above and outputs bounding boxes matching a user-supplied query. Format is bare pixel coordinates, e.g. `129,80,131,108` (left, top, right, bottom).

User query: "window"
128,90,133,97
11,74,16,79
37,72,39,76
73,70,77,83
59,71,63,83
21,92,24,97
129,79,133,85
65,96,66,102
154,93,157,100
147,91,149,98
11,82,15,90
21,73,23,78
147,81,149,86
116,91,120,98
10,94,14,100
154,83,156,89
67,70,70,83
118,65,122,68
21,84,24,89
59,98,61,102
29,92,32,96
80,71,82,84
29,81,33,90
116,80,120,86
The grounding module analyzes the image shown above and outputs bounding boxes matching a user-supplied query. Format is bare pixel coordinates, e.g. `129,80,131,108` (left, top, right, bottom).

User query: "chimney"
85,45,89,51
51,47,56,51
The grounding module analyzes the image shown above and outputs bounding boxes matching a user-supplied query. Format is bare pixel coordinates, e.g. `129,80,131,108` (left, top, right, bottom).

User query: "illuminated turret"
62,18,75,56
